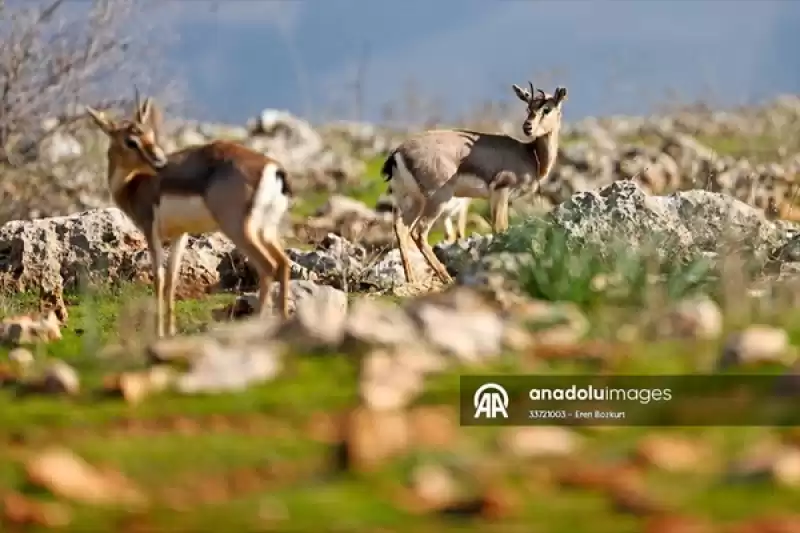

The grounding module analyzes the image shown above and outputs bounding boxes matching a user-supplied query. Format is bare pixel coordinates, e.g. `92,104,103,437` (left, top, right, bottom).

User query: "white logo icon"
473,382,509,419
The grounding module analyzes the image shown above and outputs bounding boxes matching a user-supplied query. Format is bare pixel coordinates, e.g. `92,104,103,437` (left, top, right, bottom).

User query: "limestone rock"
0,208,235,295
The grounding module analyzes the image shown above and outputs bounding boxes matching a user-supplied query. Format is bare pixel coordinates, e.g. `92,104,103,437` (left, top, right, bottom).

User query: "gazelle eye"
124,138,138,150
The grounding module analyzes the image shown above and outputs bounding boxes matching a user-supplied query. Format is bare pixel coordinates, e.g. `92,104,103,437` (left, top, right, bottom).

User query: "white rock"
42,360,80,395
719,326,791,369
8,347,35,369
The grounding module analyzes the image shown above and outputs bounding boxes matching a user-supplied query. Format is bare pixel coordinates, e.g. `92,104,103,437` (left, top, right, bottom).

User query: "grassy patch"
292,156,388,219
0,148,795,531
343,156,392,209
0,279,795,530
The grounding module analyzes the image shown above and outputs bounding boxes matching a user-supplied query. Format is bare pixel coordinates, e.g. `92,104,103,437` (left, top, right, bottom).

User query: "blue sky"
159,0,799,125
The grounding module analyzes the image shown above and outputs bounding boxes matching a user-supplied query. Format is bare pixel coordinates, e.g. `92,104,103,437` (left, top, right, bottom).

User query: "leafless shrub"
0,0,185,222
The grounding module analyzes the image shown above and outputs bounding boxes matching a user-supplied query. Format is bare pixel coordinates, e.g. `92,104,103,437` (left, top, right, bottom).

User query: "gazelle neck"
529,124,561,180
108,162,158,197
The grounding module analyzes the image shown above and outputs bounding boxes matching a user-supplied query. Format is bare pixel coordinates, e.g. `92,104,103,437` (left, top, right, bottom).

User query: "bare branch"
0,0,186,223
0,0,183,161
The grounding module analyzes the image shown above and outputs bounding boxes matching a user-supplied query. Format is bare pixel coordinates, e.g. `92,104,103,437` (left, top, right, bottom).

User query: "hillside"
0,93,799,531
2,1,800,530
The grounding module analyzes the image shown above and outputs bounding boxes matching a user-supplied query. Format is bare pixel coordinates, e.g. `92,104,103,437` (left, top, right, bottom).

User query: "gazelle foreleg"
489,187,511,233
164,233,188,336
145,209,167,338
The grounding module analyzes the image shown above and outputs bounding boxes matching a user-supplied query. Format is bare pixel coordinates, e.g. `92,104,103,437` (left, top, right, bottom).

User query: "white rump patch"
158,195,218,240
390,153,426,204
250,162,289,240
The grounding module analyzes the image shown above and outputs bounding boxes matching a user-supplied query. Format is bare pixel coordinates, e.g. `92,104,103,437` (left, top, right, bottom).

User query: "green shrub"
490,217,718,309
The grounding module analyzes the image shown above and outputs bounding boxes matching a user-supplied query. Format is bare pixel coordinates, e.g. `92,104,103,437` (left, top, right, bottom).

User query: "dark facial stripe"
127,136,147,159
128,137,162,169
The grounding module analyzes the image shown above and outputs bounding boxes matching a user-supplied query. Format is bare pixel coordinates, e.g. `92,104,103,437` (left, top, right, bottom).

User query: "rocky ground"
1,98,800,531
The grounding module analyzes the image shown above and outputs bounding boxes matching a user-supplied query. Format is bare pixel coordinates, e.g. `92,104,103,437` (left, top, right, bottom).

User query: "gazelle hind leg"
226,220,278,317
409,186,457,283
204,179,279,319
388,153,435,286
247,161,292,319
394,206,419,285
260,237,291,319
257,268,277,317
164,233,188,336
244,219,279,318
411,213,453,284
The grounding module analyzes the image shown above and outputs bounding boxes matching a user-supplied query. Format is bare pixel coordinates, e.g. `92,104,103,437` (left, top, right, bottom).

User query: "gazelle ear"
512,84,531,103
554,87,568,103
85,106,115,134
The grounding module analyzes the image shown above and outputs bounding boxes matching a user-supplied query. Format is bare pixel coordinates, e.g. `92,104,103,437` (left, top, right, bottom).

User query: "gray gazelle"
85,92,293,338
381,82,567,284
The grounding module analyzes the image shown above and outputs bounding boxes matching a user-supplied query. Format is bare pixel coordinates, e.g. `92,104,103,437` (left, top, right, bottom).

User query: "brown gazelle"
85,91,293,338
382,82,567,284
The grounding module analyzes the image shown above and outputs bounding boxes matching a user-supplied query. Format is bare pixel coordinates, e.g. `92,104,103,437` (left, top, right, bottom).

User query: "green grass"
489,216,723,311
0,280,796,531
291,156,388,219
1,129,799,529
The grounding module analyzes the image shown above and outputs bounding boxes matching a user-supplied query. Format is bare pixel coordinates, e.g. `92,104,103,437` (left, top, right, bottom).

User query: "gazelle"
381,82,568,284
85,91,293,338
